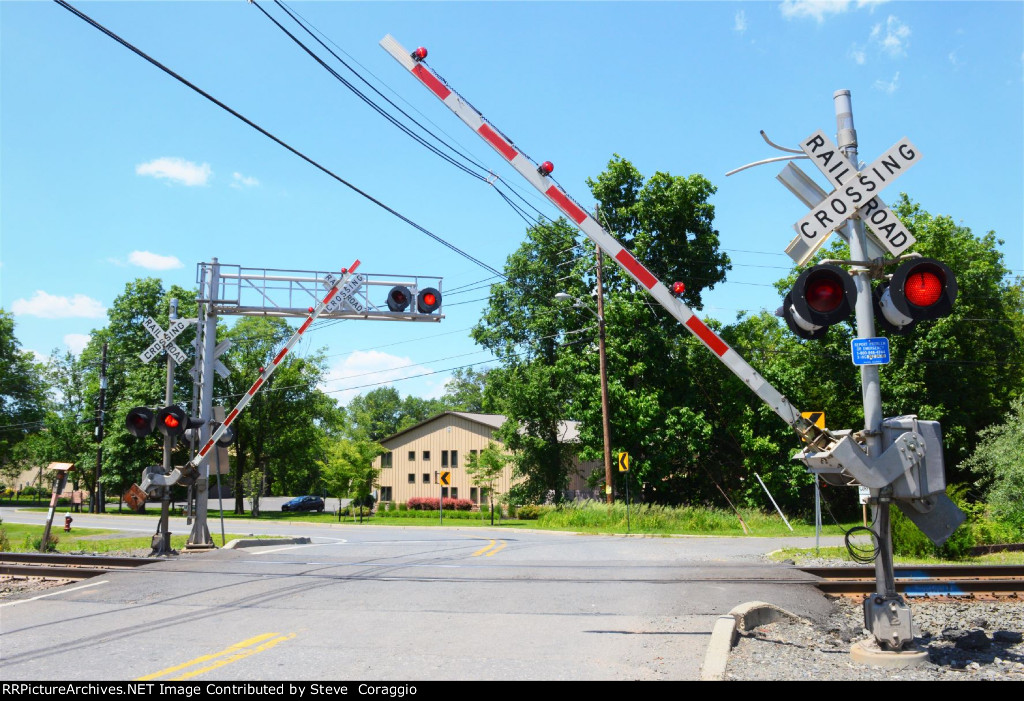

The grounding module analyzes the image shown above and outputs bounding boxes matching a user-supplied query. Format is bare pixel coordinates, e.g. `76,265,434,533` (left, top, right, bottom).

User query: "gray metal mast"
834,90,912,649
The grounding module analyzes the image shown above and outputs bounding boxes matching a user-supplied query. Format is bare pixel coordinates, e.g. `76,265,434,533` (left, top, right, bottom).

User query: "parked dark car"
281,495,325,513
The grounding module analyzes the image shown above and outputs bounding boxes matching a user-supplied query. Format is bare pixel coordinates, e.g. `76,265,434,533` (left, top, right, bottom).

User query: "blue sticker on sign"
851,337,890,366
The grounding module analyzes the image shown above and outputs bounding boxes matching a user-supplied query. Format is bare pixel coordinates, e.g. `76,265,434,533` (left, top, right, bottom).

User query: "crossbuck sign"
140,317,192,365
789,131,921,263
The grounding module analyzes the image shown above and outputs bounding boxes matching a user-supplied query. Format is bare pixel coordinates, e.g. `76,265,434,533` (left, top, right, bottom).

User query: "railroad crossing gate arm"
380,35,829,449
136,262,361,494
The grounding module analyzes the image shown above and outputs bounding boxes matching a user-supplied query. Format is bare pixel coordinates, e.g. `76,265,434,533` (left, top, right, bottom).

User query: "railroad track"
0,552,162,582
800,564,1024,599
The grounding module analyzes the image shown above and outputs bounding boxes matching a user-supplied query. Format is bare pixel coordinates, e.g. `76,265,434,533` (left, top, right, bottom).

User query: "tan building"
373,412,601,507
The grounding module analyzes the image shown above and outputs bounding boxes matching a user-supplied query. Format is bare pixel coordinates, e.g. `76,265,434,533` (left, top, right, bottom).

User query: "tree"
81,279,199,511
343,387,446,441
474,216,587,504
221,316,339,514
475,156,731,505
963,396,1024,534
712,194,1024,515
320,437,384,522
440,367,492,413
466,441,509,525
0,311,47,471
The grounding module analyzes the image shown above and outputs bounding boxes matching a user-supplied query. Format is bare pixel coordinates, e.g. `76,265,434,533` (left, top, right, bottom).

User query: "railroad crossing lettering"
793,136,921,248
798,130,916,257
140,316,192,365
323,272,366,314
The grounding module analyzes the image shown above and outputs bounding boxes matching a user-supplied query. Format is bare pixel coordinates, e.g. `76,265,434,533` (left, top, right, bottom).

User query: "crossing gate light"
387,285,412,312
155,405,198,439
874,257,957,335
417,287,442,314
781,263,857,340
125,407,156,438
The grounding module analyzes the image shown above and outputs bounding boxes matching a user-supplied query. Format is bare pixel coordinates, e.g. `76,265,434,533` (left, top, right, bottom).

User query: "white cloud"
231,172,260,189
734,10,747,33
849,43,867,65
324,350,438,405
11,290,107,319
874,71,900,94
136,157,212,186
780,0,887,23
870,15,911,57
64,334,91,355
128,250,184,270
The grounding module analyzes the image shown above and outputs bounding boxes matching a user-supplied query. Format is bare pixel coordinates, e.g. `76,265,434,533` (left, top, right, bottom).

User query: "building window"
441,487,449,498
450,487,458,499
408,451,415,461
422,473,430,484
422,450,431,461
441,451,448,468
470,487,478,503
381,452,392,468
470,449,479,463
451,450,458,468
407,474,415,484
380,486,392,502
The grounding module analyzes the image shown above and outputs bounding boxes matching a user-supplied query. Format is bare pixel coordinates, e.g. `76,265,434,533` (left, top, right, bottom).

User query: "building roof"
378,411,582,445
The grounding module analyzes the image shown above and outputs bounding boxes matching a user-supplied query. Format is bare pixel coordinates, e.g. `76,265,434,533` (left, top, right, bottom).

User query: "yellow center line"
169,633,297,680
472,539,497,556
485,541,507,557
134,632,289,681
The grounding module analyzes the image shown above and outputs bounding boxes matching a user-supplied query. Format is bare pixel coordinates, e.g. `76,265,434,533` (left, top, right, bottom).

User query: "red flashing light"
308,306,314,313
904,270,943,308
538,161,554,176
162,415,180,429
805,277,845,313
422,292,437,307
671,281,686,296
411,47,428,62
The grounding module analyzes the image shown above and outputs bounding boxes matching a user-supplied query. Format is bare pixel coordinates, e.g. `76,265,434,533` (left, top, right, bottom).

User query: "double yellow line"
136,632,296,681
472,539,507,557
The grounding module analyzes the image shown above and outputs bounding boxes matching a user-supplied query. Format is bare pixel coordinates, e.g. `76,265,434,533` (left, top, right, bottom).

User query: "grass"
768,544,1024,566
0,522,280,554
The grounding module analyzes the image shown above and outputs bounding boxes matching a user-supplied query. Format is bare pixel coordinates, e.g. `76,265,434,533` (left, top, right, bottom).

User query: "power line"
53,0,505,279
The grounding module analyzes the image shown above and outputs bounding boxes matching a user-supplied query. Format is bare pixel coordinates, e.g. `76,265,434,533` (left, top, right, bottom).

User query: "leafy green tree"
320,437,384,522
80,279,198,510
963,396,1024,534
466,441,509,525
342,387,445,441
713,195,1023,515
221,316,339,514
22,351,97,497
440,367,492,413
474,215,587,504
0,310,47,471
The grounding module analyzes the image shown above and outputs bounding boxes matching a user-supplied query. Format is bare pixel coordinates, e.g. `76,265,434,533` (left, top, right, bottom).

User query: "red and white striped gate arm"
186,261,361,471
381,35,822,439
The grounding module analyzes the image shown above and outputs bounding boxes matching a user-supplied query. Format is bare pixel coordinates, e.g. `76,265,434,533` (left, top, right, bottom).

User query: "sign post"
618,453,631,533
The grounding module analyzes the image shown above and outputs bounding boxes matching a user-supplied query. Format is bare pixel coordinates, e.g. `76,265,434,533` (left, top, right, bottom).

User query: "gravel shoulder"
726,580,1024,680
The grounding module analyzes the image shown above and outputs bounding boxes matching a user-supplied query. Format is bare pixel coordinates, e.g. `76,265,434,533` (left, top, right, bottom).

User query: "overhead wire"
52,0,505,280
258,0,555,228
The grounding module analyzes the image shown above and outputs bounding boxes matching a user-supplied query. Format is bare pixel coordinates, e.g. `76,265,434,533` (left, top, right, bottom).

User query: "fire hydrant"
64,514,73,532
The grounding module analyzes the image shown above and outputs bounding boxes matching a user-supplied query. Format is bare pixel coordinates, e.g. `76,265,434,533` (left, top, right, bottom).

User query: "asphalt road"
0,507,843,681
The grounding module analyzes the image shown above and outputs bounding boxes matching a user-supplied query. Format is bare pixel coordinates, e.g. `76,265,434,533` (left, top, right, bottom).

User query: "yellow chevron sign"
802,411,825,429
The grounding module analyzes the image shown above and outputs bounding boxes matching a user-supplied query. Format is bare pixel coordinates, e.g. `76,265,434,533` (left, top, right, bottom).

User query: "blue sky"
2,0,1021,406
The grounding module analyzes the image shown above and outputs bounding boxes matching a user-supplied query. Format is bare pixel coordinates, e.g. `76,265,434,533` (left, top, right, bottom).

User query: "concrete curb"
221,537,312,549
700,601,804,681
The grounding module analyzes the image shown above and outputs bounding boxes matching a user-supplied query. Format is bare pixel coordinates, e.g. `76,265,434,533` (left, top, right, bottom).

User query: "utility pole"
93,342,107,513
595,246,613,504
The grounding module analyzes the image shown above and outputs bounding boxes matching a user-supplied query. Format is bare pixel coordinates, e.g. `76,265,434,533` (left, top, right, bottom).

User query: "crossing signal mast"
380,37,963,656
